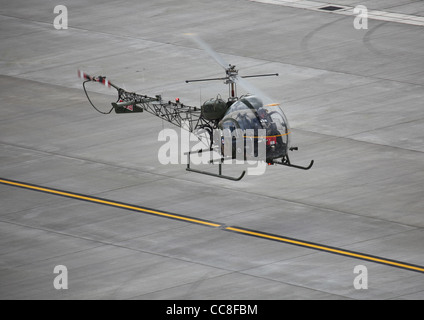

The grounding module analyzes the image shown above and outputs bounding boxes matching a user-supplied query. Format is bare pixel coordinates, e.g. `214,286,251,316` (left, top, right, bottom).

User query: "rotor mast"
185,64,278,103
225,64,238,102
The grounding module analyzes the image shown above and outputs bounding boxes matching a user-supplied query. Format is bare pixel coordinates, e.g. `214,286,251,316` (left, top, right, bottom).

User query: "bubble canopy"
218,95,291,160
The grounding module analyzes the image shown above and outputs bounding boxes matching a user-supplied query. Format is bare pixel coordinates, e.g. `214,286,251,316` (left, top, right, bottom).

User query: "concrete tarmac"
0,0,423,300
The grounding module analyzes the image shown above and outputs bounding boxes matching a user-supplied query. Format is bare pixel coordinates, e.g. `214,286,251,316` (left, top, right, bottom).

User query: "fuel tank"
201,96,228,121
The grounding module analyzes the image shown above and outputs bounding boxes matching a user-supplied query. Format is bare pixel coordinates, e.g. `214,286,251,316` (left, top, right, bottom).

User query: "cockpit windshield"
219,95,290,138
218,95,291,160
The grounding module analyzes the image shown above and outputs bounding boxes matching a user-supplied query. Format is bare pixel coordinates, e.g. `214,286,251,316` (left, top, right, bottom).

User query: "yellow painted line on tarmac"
0,178,221,228
225,227,424,274
1,177,423,274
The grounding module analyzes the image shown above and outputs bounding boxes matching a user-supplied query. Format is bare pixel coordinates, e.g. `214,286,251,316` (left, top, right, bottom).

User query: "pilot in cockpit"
258,107,283,146
258,108,270,127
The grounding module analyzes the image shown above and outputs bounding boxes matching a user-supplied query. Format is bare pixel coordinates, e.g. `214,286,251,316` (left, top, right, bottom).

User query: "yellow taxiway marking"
226,227,424,273
0,178,220,228
1,177,423,274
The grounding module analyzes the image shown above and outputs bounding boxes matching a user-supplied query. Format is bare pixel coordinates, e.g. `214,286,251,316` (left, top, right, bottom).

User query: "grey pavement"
0,0,423,300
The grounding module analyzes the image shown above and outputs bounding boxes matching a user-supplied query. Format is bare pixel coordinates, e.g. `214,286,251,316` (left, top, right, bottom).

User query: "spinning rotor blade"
78,69,118,89
187,34,278,105
186,33,230,70
235,75,275,106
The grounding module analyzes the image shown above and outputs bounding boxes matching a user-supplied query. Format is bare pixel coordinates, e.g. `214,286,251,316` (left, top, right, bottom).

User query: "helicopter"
78,35,313,181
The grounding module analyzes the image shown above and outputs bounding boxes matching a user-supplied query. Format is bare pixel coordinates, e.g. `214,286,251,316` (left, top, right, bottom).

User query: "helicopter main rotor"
184,34,278,103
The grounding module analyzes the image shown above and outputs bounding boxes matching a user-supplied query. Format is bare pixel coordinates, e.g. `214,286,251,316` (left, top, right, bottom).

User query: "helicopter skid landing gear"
185,149,246,181
269,155,314,170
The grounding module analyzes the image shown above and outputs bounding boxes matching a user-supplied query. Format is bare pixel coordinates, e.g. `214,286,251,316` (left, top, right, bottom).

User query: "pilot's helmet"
258,108,267,118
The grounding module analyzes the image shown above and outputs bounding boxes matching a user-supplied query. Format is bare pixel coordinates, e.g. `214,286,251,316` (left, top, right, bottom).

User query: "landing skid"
185,149,313,181
269,155,314,170
185,149,246,181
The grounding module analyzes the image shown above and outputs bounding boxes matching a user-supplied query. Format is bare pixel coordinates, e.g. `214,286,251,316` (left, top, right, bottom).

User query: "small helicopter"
78,35,313,181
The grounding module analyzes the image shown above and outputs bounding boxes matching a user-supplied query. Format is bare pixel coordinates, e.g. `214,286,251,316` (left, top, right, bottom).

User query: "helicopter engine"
201,96,228,121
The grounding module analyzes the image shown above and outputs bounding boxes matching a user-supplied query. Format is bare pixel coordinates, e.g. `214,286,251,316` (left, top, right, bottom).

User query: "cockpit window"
221,119,238,132
217,95,292,160
219,95,289,134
